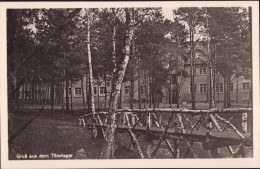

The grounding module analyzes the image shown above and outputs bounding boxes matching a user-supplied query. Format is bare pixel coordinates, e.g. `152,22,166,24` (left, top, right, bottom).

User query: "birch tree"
101,8,133,159
84,9,97,125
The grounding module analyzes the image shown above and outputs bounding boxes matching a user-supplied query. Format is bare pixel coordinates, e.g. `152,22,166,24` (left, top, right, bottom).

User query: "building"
18,44,251,108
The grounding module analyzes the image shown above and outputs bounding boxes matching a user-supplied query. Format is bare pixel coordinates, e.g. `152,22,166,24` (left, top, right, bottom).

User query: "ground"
9,103,253,160
10,108,104,160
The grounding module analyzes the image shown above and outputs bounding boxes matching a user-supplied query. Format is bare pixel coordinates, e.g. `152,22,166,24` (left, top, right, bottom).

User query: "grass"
10,109,104,160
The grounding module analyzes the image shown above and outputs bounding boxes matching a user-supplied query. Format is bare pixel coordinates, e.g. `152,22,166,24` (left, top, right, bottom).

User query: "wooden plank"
78,107,252,118
86,123,250,149
87,123,250,140
116,108,252,115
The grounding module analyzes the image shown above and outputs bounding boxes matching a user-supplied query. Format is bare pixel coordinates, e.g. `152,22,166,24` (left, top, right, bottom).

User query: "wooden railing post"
242,112,247,133
146,112,153,158
131,111,136,126
173,139,180,158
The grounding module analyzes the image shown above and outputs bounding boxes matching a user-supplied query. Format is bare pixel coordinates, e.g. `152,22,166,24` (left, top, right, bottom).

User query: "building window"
140,86,147,95
125,86,130,95
75,88,82,97
216,83,223,93
242,82,250,92
99,87,106,95
230,83,234,92
93,87,97,95
200,84,207,93
199,67,206,75
189,84,197,93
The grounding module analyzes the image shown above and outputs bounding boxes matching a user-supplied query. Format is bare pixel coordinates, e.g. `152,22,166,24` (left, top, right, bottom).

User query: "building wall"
18,72,251,107
175,65,252,104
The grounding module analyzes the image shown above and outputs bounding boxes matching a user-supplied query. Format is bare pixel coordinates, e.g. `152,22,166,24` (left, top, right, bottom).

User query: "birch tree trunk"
101,8,133,159
81,79,86,114
86,74,90,113
86,12,96,122
189,24,196,110
207,14,215,109
112,9,117,74
130,20,136,126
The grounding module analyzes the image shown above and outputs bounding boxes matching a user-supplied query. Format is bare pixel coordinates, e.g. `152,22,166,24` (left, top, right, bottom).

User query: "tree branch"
17,8,82,72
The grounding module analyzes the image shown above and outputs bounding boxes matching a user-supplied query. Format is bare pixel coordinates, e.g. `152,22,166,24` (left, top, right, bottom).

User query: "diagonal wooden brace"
164,139,175,158
128,128,145,159
151,124,169,158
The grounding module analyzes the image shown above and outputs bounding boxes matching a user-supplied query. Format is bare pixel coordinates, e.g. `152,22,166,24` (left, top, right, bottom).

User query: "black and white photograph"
1,1,259,168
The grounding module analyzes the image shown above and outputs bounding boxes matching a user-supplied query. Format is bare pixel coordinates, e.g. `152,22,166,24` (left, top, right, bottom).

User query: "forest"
7,7,252,159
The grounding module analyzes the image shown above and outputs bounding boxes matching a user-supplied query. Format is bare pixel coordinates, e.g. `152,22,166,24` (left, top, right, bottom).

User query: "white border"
0,1,259,168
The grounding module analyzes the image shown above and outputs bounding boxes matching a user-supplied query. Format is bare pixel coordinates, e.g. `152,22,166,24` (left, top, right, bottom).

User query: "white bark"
101,8,134,159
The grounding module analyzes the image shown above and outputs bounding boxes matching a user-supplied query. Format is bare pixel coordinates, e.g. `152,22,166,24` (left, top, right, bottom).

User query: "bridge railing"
78,107,252,158
79,107,252,132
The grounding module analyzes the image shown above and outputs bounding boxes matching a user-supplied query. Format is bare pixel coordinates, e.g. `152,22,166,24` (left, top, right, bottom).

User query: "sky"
162,8,175,21
27,8,177,33
162,7,207,41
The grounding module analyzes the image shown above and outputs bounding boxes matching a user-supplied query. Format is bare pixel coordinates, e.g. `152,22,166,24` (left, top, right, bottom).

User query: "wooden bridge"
78,108,252,158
